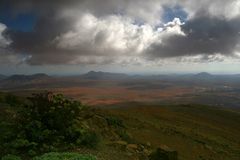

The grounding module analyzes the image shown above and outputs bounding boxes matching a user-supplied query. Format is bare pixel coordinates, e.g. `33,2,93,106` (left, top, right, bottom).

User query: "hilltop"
4,73,50,82
0,73,52,89
194,72,212,78
0,74,6,80
81,71,129,80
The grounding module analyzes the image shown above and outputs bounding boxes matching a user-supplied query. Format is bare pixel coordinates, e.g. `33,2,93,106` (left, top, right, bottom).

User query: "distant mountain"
233,74,240,77
194,72,213,78
81,71,128,80
0,74,6,80
0,74,52,89
0,73,53,89
5,73,50,82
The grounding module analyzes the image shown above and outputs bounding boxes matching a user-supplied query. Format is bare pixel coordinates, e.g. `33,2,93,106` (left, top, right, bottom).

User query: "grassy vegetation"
1,153,96,160
106,116,125,128
1,155,22,160
33,152,96,160
0,92,99,158
0,92,138,160
1,91,240,160
107,103,240,160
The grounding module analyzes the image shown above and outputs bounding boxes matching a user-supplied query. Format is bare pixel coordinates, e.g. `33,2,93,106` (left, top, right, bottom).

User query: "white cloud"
181,0,240,19
54,13,185,64
0,23,23,65
0,23,11,48
2,0,240,67
55,13,157,55
59,0,240,23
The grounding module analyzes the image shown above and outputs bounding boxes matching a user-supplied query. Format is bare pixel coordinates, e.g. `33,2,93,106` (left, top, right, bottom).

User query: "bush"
79,131,100,148
4,94,21,107
3,92,100,155
106,116,124,128
1,155,21,160
116,129,133,143
106,116,133,143
0,95,4,103
33,152,96,160
1,152,97,160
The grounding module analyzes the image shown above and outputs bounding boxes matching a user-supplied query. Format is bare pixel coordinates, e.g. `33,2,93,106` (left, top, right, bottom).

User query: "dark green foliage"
0,94,4,103
1,152,96,160
4,94,21,107
21,92,82,134
1,155,21,160
106,116,134,143
33,152,96,160
1,92,100,157
79,131,100,148
106,116,124,128
149,148,178,160
116,129,133,143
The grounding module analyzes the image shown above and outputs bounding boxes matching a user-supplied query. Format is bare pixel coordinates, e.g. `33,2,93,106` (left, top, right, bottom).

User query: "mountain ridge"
4,73,50,81
0,74,6,80
81,71,129,80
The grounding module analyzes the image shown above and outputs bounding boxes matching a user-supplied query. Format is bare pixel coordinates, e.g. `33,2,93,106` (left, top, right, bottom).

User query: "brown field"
1,74,240,160
51,85,194,106
4,76,240,109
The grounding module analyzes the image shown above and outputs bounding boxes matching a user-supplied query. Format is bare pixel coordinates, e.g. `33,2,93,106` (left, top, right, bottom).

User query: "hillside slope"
0,92,239,160
106,104,240,160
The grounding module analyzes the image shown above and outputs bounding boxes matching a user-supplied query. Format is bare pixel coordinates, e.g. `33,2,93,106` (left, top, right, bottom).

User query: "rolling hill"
0,73,52,89
0,74,6,80
81,71,129,80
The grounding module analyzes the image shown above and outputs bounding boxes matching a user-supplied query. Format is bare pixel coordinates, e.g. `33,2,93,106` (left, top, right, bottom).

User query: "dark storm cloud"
0,0,151,65
0,0,79,12
1,0,95,65
0,0,150,18
1,0,240,66
4,13,77,64
147,13,240,58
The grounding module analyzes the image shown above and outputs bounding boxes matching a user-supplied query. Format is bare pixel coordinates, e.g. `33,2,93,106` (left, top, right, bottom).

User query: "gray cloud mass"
147,13,240,58
0,0,240,65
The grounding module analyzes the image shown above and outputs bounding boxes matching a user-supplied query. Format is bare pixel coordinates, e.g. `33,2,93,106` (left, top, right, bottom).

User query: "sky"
0,0,240,75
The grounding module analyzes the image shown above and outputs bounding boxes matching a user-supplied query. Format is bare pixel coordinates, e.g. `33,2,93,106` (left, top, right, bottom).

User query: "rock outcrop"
149,145,178,160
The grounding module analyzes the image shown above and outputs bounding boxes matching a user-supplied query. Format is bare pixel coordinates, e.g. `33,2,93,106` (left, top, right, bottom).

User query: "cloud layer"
147,15,240,58
0,23,11,48
1,0,240,66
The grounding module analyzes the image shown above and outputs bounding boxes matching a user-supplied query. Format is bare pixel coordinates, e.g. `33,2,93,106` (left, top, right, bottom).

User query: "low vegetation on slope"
1,91,239,160
0,92,152,160
2,153,96,160
1,92,102,156
107,103,240,160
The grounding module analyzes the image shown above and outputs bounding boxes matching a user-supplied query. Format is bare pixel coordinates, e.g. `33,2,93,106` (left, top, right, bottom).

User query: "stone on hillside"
146,142,151,147
149,145,178,160
127,144,138,149
143,149,150,155
126,144,138,152
109,140,128,149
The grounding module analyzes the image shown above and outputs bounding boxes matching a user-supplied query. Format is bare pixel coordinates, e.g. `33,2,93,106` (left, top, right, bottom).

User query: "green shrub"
106,116,124,128
1,155,21,160
3,92,100,155
0,95,4,103
148,148,178,160
33,152,96,160
106,116,133,143
4,94,21,107
1,92,101,156
18,92,83,150
79,131,100,148
116,129,134,143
